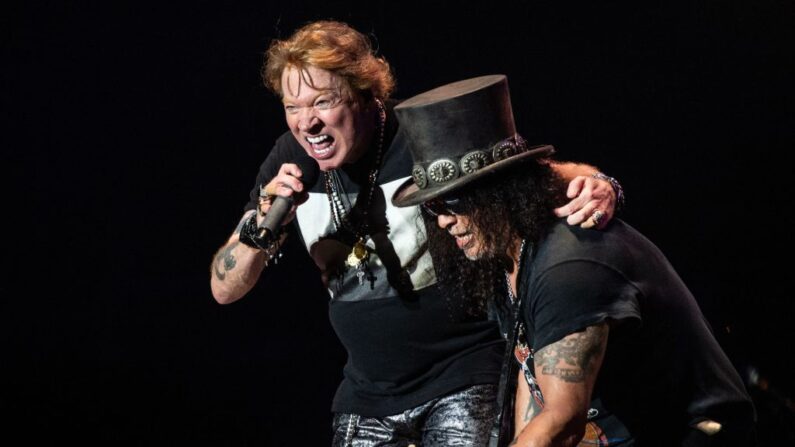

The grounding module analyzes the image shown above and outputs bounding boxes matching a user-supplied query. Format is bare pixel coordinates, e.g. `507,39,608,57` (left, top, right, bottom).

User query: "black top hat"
391,74,554,207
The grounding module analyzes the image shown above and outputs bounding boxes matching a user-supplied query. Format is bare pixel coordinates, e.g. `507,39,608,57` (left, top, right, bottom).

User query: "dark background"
6,1,794,445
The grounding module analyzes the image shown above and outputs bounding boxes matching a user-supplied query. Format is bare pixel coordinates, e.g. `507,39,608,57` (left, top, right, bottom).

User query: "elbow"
561,429,585,447
558,415,588,447
212,291,234,305
210,282,243,305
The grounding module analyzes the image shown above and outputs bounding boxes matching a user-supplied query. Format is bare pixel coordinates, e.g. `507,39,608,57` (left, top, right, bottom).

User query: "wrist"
239,212,284,265
592,172,625,210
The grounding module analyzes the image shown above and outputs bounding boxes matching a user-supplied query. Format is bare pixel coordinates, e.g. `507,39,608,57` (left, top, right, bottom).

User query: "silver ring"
591,209,604,226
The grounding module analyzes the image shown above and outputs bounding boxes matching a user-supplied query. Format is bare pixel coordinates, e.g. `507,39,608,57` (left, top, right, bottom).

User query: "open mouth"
451,232,474,250
306,134,336,158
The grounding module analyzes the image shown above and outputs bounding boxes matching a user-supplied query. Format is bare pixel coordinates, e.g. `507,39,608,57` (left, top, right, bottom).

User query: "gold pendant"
346,239,369,268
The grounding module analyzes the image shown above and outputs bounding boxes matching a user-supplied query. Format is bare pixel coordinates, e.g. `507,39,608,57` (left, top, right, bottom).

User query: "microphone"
257,153,320,241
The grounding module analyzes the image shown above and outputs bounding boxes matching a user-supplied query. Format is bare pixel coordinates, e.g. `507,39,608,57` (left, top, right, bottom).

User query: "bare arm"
210,210,273,304
514,369,542,436
209,162,307,304
549,161,620,229
549,161,600,183
510,323,609,447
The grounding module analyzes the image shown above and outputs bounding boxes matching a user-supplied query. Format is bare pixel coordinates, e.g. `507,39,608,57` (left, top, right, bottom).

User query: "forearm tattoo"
213,241,240,281
213,211,257,280
535,325,607,383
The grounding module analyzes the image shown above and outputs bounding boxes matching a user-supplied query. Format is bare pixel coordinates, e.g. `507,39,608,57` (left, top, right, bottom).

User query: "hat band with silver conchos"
410,134,529,189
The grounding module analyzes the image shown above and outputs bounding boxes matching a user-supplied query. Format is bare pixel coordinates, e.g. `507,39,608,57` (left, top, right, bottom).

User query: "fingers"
581,209,606,229
568,200,600,227
279,162,308,184
587,176,616,212
555,175,616,229
258,163,310,220
583,177,616,229
265,163,306,197
566,176,586,199
553,177,589,218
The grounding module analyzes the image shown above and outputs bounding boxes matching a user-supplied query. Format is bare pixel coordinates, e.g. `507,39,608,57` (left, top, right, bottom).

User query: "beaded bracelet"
592,172,626,210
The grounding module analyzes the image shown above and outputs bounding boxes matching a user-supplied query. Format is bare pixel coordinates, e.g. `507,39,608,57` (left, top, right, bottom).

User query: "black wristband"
239,213,283,263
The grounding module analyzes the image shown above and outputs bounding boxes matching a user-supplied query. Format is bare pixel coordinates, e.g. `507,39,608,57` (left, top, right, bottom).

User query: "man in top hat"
392,75,756,446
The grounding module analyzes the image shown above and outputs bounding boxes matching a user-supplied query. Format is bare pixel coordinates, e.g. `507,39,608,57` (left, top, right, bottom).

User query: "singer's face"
434,210,487,261
281,65,373,171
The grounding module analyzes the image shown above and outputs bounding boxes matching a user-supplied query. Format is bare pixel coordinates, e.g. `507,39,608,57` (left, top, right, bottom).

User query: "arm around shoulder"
549,160,623,229
548,160,599,182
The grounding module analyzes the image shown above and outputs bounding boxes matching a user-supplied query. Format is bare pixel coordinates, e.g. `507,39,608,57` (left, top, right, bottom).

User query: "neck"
506,236,523,272
505,236,524,298
342,101,383,179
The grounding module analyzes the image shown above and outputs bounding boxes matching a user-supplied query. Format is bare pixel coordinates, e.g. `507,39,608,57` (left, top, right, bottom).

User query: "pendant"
346,239,369,268
346,239,371,285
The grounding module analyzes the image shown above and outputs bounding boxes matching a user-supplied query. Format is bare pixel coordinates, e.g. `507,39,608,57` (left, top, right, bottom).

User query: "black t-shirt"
245,101,503,416
517,220,755,445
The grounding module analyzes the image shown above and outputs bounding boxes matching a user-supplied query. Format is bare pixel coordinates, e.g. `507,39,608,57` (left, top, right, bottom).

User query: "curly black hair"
422,159,567,315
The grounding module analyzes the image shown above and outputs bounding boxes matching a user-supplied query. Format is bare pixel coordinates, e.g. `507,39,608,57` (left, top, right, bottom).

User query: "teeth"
314,146,332,155
307,135,330,144
454,233,472,243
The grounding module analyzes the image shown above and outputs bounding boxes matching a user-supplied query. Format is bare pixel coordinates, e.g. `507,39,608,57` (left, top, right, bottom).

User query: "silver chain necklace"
504,238,527,303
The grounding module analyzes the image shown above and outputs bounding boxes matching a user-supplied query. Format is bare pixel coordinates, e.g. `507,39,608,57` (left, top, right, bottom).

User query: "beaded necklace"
322,99,386,286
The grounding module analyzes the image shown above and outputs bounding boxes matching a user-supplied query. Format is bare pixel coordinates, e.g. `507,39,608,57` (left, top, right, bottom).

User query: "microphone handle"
257,195,294,240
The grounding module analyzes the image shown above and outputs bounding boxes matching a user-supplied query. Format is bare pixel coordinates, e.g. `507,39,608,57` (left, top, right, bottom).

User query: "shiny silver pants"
331,383,498,447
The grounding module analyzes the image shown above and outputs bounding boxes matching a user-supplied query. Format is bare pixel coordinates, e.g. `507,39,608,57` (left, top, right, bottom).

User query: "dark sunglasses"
421,196,468,217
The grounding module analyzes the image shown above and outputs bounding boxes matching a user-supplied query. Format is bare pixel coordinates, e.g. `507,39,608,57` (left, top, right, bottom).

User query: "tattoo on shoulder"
535,324,608,383
213,241,240,280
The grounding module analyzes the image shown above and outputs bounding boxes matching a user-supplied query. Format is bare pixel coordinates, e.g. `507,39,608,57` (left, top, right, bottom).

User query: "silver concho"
427,159,459,185
492,140,519,161
412,165,428,189
493,135,528,161
459,151,490,174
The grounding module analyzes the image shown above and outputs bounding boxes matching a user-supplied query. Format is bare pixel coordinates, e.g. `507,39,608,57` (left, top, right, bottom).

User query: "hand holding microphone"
256,153,320,242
